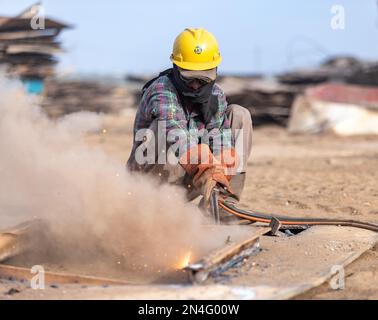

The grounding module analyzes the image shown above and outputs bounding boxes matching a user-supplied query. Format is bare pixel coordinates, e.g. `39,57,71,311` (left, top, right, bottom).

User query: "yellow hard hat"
170,28,222,71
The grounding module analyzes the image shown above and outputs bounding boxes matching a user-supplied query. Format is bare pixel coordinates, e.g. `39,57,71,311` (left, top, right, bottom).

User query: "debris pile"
217,56,378,128
42,79,137,118
0,4,70,80
278,56,378,87
218,77,299,127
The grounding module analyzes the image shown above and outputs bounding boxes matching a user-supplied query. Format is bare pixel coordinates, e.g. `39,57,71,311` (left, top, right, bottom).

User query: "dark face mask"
170,65,218,123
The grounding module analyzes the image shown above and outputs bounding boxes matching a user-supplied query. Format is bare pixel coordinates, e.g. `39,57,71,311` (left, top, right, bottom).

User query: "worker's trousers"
127,104,253,201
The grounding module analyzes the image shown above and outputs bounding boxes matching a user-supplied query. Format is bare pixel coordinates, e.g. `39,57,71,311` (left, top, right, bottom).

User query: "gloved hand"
215,147,240,179
192,166,233,206
179,144,238,207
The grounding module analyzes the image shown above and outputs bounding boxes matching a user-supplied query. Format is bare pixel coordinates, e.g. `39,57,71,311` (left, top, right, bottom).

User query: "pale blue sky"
1,0,378,76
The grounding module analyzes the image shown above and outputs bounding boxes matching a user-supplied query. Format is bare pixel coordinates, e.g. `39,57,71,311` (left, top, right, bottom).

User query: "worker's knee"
228,104,253,172
228,104,253,130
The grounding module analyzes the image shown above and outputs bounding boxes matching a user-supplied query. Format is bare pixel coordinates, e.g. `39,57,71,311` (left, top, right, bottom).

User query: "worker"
127,28,253,222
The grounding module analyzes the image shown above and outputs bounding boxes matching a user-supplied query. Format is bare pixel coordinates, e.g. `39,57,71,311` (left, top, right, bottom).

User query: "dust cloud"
0,75,226,276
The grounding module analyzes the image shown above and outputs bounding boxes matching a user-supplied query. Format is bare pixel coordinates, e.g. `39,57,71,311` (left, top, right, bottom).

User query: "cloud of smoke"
0,75,225,278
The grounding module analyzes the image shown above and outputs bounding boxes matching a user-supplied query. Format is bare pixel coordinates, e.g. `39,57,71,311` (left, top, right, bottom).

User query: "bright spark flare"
176,251,192,269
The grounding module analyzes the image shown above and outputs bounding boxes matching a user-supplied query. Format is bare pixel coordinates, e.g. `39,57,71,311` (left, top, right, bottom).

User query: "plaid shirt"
129,75,233,167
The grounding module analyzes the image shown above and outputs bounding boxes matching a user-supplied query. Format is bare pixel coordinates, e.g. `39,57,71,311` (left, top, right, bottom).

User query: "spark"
175,251,192,269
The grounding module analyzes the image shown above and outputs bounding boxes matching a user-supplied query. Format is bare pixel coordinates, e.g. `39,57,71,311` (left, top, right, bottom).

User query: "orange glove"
215,148,240,179
179,143,217,175
192,166,232,205
180,144,235,205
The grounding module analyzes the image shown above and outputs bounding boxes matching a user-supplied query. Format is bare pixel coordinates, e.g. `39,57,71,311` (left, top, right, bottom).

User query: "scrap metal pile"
0,4,70,79
217,56,378,129
42,79,136,118
217,76,299,127
278,56,378,86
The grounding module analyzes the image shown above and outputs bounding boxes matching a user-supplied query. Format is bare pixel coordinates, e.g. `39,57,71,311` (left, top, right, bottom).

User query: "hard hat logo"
194,46,203,55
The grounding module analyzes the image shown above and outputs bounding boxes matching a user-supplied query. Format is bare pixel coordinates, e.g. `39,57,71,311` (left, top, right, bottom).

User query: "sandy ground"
85,113,378,299
1,110,378,299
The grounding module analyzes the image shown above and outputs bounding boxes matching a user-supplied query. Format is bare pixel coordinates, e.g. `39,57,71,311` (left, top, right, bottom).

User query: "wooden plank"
0,264,133,286
0,234,21,263
6,44,62,55
0,220,38,263
0,29,58,40
0,18,69,31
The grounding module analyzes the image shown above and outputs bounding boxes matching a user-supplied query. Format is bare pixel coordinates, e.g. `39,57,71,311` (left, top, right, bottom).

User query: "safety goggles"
178,73,213,87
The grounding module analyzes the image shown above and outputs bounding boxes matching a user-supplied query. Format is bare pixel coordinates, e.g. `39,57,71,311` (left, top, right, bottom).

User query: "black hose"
220,200,378,232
